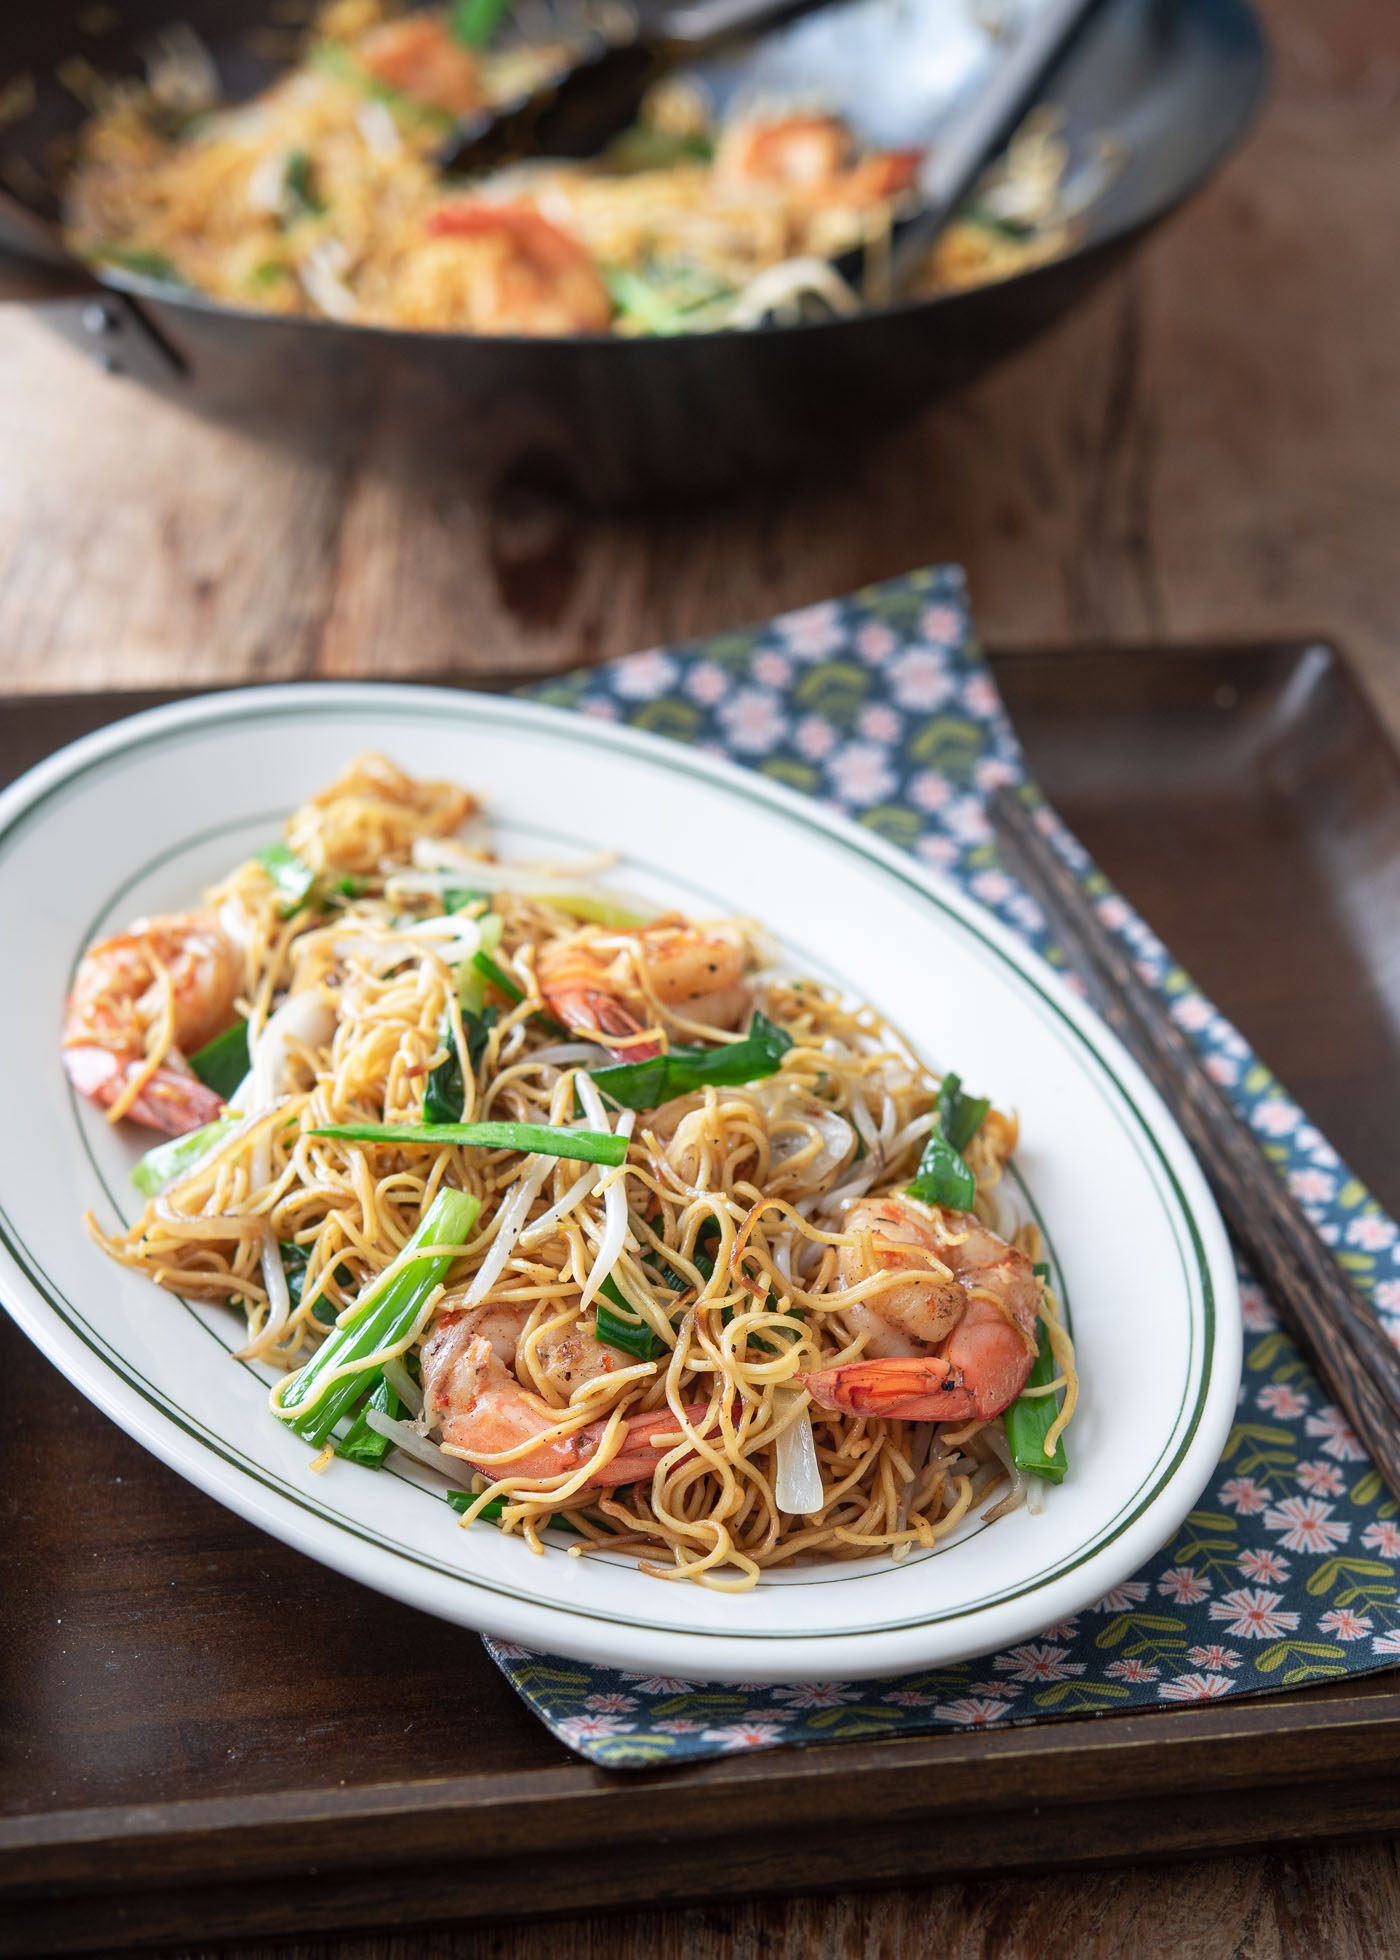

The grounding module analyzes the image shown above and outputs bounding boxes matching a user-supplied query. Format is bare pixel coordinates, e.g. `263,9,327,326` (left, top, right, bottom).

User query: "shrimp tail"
546,987,665,1061
799,1356,981,1422
62,1045,226,1137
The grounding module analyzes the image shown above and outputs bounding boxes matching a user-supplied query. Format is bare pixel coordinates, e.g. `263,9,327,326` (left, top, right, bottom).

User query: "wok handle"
0,192,99,301
0,244,98,304
0,209,185,382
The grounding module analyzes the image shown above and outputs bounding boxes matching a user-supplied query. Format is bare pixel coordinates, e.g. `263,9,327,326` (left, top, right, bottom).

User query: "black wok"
0,0,1266,502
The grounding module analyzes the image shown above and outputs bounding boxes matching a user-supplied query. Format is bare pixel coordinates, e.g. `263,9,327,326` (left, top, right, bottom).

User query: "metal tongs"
437,0,839,174
441,0,1107,307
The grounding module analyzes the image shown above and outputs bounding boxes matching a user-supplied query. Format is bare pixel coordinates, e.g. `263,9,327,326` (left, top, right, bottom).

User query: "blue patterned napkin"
482,568,1400,1768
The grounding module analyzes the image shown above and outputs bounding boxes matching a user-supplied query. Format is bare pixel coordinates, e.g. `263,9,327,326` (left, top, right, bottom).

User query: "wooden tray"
4,640,1399,1957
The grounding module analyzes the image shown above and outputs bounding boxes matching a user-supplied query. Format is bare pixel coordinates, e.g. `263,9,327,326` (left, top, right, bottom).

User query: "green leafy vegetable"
447,1489,507,1520
547,895,653,929
335,1373,399,1467
131,1118,238,1198
248,259,291,290
448,0,513,48
595,1275,662,1360
279,1239,355,1327
473,949,523,1003
587,1011,792,1113
424,1016,466,1125
188,1019,250,1100
440,886,487,915
92,244,184,284
283,148,326,217
905,1070,988,1211
255,841,317,916
469,950,568,1035
601,265,691,337
313,1120,627,1166
1004,1316,1068,1484
939,1071,991,1153
277,1187,480,1446
446,1490,589,1535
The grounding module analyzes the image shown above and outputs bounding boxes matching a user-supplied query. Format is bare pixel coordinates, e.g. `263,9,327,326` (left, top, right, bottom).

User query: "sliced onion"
402,913,484,964
250,989,336,1188
364,1409,459,1477
355,98,400,159
849,1093,881,1158
251,989,336,1106
151,1202,268,1240
462,1155,555,1308
260,1228,290,1335
979,1420,1028,1521
382,1355,423,1415
517,1042,612,1069
299,241,357,321
774,1392,823,1515
575,1076,633,1310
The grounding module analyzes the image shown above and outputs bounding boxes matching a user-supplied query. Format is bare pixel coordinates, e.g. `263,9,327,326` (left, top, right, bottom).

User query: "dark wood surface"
4,640,1400,1958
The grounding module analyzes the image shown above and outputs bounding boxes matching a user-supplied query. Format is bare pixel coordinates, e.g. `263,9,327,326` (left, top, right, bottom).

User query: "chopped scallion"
254,841,316,916
312,1119,627,1166
277,1187,480,1446
1004,1317,1068,1484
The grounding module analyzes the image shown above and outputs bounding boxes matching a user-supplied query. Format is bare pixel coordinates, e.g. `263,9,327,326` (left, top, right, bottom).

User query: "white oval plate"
0,684,1239,1684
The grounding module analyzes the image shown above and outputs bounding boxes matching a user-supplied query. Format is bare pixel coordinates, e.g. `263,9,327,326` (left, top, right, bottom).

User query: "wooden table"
3,0,1400,1952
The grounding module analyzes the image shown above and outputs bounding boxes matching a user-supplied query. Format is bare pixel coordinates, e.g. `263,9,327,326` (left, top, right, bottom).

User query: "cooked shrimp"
421,1319,712,1492
62,910,241,1134
716,115,921,209
410,204,613,334
434,1299,620,1398
800,1197,1041,1421
537,915,750,1057
357,15,483,116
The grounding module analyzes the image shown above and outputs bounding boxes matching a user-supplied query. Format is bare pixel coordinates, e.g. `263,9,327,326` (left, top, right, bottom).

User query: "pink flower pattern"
1158,1567,1212,1604
484,570,1400,1768
1207,1589,1301,1640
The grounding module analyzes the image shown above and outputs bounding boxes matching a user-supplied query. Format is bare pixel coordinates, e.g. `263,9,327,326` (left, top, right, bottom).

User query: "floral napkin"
479,567,1400,1768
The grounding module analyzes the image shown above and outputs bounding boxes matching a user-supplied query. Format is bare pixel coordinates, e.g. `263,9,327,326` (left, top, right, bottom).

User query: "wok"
0,0,1265,502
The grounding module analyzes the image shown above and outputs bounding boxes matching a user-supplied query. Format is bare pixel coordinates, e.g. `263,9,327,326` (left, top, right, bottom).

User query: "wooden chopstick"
989,785,1400,1506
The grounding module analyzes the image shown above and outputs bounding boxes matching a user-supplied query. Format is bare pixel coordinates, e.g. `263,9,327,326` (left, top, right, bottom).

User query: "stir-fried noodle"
73,753,1077,1589
62,1,1112,336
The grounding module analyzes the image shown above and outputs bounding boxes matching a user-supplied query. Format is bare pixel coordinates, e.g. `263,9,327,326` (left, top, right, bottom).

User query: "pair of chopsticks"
989,785,1400,1507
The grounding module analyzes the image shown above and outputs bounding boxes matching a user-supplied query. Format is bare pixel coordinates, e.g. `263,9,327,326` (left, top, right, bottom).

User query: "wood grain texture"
145,1840,1400,1960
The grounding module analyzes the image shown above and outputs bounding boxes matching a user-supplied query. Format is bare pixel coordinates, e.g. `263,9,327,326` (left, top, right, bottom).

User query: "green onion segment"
594,1274,662,1360
131,1117,238,1197
1005,1316,1069,1484
254,841,316,915
313,1120,626,1166
277,1187,480,1445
